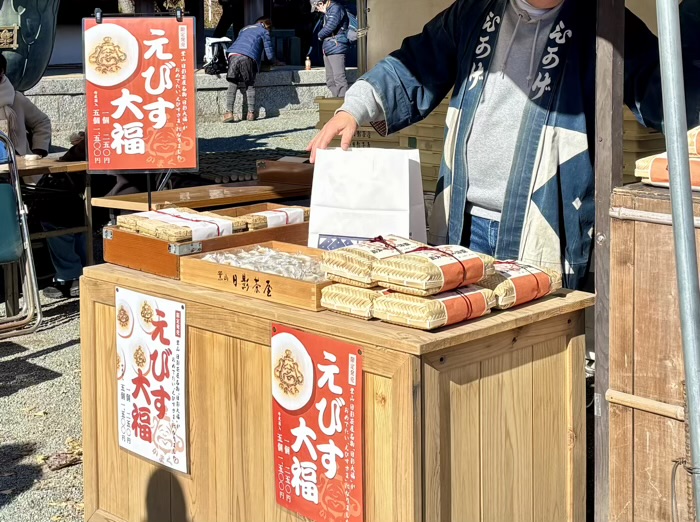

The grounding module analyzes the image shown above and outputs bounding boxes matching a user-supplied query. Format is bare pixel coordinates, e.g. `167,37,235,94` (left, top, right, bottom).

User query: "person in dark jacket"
311,0,349,98
223,17,279,122
308,0,700,291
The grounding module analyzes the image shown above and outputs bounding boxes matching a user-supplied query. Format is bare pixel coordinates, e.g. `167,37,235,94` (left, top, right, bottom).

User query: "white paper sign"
308,148,427,249
115,288,188,473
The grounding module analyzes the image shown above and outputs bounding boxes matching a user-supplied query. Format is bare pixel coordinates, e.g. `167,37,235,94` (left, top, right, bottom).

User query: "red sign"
83,17,198,172
272,325,364,522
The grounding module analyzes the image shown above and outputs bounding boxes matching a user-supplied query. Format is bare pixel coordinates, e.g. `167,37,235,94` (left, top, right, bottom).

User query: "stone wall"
25,67,357,148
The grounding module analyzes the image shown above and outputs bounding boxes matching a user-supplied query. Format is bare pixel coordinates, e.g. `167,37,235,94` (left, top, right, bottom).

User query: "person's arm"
338,81,385,126
18,93,51,156
318,4,343,40
624,0,700,130
308,2,461,160
263,29,275,62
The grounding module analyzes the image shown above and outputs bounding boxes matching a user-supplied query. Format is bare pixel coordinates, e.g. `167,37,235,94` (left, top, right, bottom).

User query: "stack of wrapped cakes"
319,235,562,331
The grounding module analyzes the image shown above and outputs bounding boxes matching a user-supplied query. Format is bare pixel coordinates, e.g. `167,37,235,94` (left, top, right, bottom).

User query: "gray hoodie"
340,0,563,221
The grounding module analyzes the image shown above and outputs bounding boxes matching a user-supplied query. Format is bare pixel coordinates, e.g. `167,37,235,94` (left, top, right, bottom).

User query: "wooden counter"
81,263,593,522
608,184,699,522
0,154,88,177
90,182,311,212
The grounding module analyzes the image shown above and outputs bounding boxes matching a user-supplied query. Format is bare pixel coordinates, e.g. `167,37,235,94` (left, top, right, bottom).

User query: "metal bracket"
168,242,202,256
176,8,183,22
94,8,103,24
103,228,113,240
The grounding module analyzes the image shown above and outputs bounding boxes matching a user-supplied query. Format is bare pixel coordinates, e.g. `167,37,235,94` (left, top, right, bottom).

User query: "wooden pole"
594,1,626,521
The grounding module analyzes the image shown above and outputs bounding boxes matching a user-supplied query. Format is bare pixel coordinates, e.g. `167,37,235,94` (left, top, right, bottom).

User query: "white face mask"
515,0,557,18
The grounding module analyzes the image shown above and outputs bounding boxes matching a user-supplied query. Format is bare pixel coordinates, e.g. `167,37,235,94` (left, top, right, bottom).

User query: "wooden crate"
328,138,403,150
399,136,445,152
103,203,310,279
609,184,698,522
423,176,439,193
415,149,443,166
399,124,446,140
81,263,592,522
179,241,331,311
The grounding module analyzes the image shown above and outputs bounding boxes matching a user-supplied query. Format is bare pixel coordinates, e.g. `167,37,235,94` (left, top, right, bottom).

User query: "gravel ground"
0,296,83,522
0,112,320,522
197,110,320,153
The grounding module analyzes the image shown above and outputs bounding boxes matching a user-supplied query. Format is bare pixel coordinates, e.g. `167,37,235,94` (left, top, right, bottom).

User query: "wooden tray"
103,203,309,279
179,241,331,311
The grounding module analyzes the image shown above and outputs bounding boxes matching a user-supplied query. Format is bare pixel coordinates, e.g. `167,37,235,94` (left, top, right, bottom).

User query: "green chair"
0,133,42,338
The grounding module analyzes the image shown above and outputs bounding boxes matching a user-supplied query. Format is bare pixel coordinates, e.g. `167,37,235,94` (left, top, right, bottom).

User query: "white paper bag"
308,148,427,250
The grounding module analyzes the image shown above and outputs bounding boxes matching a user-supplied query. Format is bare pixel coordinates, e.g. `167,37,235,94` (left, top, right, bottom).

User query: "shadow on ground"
0,443,42,509
0,337,78,398
198,126,315,154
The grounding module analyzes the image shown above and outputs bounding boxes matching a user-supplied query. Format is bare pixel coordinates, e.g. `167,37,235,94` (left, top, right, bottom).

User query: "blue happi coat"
362,0,700,289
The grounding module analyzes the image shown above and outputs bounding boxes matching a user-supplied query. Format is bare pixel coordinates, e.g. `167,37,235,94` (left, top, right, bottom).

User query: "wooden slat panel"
423,361,480,522
481,347,534,522
533,336,568,522
174,327,218,521
238,339,274,519
567,324,587,522
422,363,450,522
609,192,636,522
449,365,481,522
127,456,170,521
364,374,394,522
211,335,236,520
633,411,690,522
81,288,99,519
95,304,130,519
632,195,697,407
392,358,422,522
595,1,626,520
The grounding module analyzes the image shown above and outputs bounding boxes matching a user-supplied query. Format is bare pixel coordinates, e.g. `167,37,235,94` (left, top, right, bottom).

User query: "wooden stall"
81,263,593,522
608,184,697,521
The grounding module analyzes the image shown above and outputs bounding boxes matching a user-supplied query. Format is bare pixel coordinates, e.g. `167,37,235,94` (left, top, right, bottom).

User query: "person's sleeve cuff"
334,80,386,127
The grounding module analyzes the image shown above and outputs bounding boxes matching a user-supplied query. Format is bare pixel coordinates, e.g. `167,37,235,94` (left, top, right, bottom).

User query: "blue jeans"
467,215,499,257
41,222,86,282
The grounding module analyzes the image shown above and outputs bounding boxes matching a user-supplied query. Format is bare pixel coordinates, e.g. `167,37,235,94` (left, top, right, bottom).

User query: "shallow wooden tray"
179,241,331,311
103,203,309,279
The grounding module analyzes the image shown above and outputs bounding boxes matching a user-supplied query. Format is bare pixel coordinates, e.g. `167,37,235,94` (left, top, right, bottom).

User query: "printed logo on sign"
179,25,188,50
175,310,182,338
348,354,357,386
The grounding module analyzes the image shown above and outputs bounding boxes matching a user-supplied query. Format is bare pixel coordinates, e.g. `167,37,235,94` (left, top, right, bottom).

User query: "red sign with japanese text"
272,325,364,522
116,287,188,473
83,16,197,172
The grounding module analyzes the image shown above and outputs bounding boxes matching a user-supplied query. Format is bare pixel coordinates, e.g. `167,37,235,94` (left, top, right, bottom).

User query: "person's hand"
307,111,358,163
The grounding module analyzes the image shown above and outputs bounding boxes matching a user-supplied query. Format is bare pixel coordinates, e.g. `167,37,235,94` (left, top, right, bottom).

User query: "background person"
223,17,280,122
311,0,349,98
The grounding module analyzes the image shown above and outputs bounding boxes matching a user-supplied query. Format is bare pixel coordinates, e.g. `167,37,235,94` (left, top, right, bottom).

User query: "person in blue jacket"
311,0,349,98
223,17,280,122
308,0,700,291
